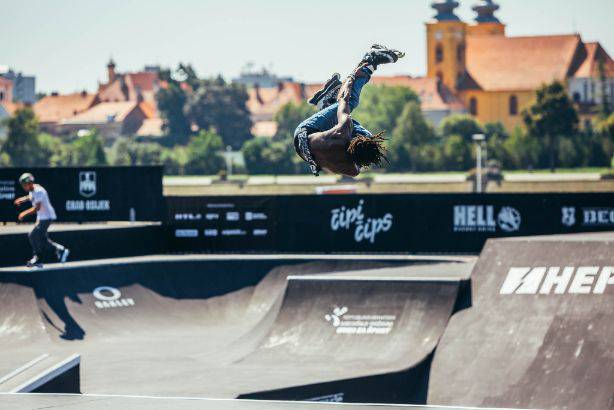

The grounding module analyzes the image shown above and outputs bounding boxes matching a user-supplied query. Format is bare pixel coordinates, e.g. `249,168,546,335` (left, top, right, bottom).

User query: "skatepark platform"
428,232,614,410
1,231,612,409
0,222,165,267
0,255,473,403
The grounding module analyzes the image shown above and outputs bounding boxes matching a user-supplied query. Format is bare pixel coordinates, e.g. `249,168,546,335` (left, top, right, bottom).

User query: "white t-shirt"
29,184,57,221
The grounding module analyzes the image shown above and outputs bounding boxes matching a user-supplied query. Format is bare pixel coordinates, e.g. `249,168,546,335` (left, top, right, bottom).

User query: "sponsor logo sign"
175,213,202,221
325,306,396,335
93,286,134,309
253,229,268,236
175,229,198,238
307,393,344,402
453,205,521,233
330,200,393,244
226,212,240,221
0,180,15,201
204,229,218,237
500,266,614,295
222,229,246,236
66,171,110,212
79,171,97,198
561,206,614,227
245,211,267,221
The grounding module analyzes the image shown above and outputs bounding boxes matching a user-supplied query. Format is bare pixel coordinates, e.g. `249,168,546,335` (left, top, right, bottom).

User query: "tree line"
1,73,612,175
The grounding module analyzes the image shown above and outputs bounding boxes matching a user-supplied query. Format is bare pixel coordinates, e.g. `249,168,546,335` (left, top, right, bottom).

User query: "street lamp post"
225,146,233,177
472,134,485,193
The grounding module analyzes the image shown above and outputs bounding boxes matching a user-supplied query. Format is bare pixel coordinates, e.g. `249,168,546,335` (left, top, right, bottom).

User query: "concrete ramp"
237,272,462,402
429,233,614,410
0,256,472,402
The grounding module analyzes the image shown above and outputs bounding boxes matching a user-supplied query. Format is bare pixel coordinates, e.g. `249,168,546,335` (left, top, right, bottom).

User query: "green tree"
388,101,436,171
108,138,163,166
184,130,224,175
2,108,46,166
61,129,107,166
274,102,316,140
353,85,420,135
184,76,253,149
156,67,191,143
442,134,473,171
242,137,296,175
440,114,483,142
503,127,541,169
484,122,513,169
522,81,579,171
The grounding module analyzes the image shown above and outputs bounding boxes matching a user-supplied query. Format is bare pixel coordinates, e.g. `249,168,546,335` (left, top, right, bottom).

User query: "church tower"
468,0,506,36
426,0,467,92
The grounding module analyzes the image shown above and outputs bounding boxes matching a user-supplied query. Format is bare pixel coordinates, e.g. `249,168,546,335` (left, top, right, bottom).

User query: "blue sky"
2,0,613,93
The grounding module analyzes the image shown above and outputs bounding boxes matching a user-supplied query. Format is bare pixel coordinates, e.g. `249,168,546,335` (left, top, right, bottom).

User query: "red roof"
371,75,463,111
465,34,583,91
574,42,614,78
33,92,98,123
247,82,307,121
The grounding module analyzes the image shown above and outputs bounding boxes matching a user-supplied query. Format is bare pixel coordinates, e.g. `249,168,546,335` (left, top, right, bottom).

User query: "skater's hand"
14,197,25,206
17,211,27,221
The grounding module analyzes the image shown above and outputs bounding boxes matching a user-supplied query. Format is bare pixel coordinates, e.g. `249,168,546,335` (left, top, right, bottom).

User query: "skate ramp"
0,256,471,401
428,233,614,410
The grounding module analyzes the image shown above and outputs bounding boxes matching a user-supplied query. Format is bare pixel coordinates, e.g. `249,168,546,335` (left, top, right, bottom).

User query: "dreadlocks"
347,132,388,168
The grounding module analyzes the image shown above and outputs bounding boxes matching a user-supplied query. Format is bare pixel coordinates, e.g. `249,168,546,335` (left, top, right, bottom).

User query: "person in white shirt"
13,173,69,267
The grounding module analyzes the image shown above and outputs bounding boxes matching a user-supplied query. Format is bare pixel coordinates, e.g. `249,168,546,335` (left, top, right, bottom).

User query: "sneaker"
362,44,405,67
59,248,70,263
27,255,41,268
308,73,342,110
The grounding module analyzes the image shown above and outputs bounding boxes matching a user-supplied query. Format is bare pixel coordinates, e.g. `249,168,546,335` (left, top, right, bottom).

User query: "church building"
426,0,614,130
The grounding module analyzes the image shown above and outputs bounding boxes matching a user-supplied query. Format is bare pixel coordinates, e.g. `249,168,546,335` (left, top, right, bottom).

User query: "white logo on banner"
497,206,522,232
499,266,614,295
453,205,521,233
93,286,134,309
330,200,393,244
79,171,97,198
561,207,576,227
324,306,396,335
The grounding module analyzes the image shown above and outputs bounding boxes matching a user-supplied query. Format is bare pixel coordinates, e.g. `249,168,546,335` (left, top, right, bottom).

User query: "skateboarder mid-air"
294,44,405,177
13,173,70,267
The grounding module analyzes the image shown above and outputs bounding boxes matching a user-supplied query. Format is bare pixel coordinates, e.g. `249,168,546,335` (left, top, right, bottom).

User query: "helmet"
18,173,34,185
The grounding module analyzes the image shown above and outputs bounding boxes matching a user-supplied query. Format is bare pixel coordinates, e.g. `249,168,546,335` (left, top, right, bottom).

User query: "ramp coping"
287,275,463,283
0,392,540,409
0,353,50,386
0,254,476,273
11,354,80,393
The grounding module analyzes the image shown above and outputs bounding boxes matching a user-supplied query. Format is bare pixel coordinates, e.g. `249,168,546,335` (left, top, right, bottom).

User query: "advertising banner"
166,193,614,254
0,167,163,222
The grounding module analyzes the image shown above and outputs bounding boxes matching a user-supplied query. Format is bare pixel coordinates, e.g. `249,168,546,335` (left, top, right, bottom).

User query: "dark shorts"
293,127,322,176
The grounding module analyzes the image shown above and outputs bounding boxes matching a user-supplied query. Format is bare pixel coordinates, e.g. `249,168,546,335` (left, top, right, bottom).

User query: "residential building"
32,60,162,138
0,68,36,104
33,91,99,133
0,76,13,104
57,101,153,139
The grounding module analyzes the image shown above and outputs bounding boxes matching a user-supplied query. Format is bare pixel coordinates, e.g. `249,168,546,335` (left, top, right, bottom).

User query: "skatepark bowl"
1,233,613,410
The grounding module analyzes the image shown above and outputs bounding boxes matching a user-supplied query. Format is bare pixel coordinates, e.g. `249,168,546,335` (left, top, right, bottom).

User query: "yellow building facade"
424,0,614,131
